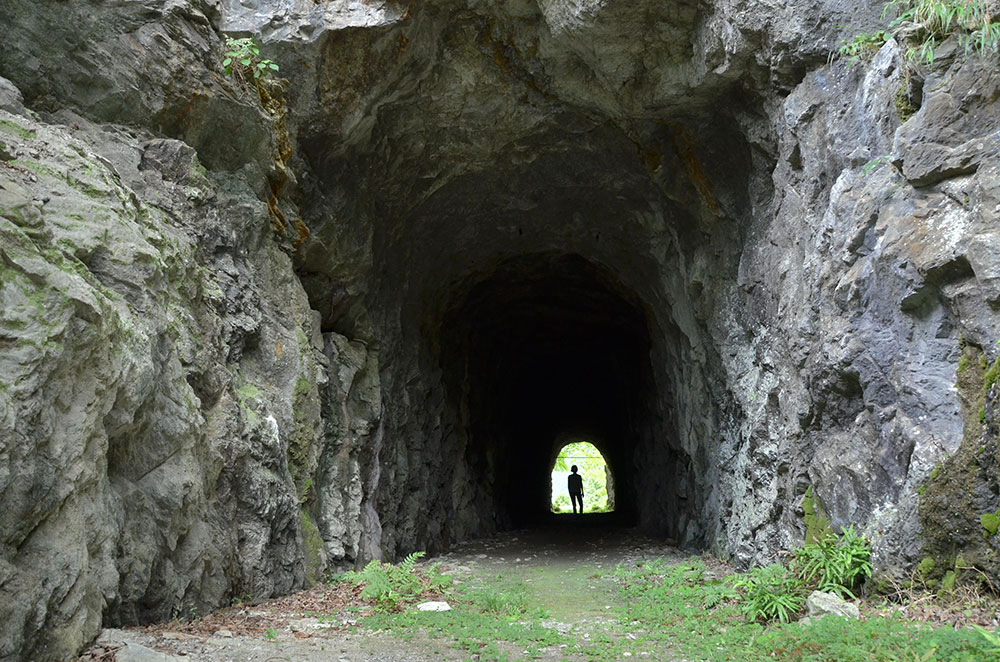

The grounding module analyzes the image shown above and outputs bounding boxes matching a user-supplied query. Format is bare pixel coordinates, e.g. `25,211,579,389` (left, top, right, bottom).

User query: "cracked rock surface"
1,0,999,660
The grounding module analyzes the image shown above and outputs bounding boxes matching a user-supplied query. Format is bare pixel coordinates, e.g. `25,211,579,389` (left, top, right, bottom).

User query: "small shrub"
792,525,873,598
222,36,279,83
732,563,807,623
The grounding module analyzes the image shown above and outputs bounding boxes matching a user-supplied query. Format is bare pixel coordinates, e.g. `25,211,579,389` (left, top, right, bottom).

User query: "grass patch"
612,557,995,662
360,574,564,661
349,551,996,661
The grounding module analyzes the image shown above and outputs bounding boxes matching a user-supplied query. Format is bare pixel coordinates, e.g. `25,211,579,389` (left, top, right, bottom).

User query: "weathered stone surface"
804,590,860,621
0,90,328,660
0,76,23,115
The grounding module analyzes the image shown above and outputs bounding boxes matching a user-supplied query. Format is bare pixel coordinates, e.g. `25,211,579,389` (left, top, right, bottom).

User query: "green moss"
300,508,325,586
957,352,970,374
894,85,918,124
980,510,1000,538
0,118,36,140
940,570,957,593
802,486,833,544
917,557,936,578
235,382,261,401
12,158,60,178
984,356,1000,393
235,381,262,426
919,341,1000,586
287,373,317,498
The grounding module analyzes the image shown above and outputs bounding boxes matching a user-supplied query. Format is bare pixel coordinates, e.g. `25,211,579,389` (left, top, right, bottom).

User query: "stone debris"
415,601,451,612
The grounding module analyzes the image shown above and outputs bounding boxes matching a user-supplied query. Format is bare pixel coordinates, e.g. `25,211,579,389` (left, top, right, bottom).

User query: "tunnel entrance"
439,253,664,535
550,441,615,514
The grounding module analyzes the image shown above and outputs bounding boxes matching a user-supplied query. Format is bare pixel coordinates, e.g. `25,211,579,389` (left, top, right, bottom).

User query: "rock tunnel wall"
1,0,999,660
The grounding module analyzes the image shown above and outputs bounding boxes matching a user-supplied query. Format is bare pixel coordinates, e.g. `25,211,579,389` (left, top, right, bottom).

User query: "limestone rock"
0,88,327,660
804,591,860,621
0,75,24,114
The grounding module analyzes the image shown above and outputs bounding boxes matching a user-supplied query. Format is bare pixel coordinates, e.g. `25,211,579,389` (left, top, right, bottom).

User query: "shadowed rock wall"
1,0,999,660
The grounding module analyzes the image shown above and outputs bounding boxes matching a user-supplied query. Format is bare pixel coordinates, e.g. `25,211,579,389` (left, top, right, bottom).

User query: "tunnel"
440,253,654,528
300,96,752,560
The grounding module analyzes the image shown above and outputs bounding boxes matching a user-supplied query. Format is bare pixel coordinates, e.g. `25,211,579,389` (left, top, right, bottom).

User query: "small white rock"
416,601,451,612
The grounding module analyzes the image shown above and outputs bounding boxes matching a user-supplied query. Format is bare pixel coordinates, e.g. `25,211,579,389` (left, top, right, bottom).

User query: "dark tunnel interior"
440,253,659,530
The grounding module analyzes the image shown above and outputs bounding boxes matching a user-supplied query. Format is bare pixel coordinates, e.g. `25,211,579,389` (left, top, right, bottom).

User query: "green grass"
349,553,996,661
611,557,995,662
360,575,565,661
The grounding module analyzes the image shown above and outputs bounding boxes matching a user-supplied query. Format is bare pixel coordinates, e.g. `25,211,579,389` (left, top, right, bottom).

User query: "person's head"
571,465,578,473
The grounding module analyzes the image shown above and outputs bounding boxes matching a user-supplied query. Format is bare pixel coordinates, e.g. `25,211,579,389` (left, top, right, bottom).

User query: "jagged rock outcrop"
1,0,999,660
0,88,337,660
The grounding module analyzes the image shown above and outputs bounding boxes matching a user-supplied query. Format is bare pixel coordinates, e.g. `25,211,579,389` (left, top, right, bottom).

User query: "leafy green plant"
263,627,278,640
838,30,891,67
883,0,1000,65
732,563,807,623
344,551,440,612
792,525,873,598
222,36,279,83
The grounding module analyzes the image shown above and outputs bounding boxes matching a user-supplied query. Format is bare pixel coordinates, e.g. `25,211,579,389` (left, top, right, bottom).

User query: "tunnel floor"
98,527,685,661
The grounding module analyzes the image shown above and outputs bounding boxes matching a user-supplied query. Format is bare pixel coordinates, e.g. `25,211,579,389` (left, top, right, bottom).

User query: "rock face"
1,0,999,660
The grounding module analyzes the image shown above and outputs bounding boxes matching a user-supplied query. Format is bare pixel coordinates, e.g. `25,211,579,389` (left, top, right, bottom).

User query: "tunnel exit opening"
550,440,615,514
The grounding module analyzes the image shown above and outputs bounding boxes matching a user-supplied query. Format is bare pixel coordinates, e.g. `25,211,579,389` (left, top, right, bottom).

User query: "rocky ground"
80,525,683,662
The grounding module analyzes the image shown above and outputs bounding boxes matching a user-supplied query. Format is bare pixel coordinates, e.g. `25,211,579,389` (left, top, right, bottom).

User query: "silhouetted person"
568,465,584,514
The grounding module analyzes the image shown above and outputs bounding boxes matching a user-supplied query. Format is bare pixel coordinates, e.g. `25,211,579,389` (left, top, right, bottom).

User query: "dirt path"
86,526,682,662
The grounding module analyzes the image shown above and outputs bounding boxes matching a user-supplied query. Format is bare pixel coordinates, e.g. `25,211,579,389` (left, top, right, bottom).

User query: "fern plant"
732,564,807,623
346,551,430,611
792,525,873,598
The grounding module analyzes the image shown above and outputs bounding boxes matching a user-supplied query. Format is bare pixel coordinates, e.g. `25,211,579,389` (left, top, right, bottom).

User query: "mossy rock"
300,508,326,586
919,343,1000,586
981,510,1000,538
802,485,833,544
